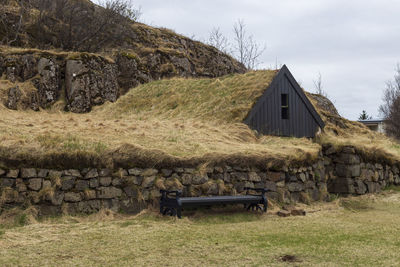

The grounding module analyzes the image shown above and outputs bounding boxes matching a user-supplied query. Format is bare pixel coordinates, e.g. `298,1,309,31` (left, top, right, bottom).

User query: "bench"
160,187,269,218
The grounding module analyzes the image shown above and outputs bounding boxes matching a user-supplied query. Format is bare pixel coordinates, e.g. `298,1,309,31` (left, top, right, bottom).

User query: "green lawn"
1,192,400,266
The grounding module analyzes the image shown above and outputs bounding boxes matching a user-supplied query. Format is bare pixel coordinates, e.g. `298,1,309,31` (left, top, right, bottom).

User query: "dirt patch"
280,254,302,263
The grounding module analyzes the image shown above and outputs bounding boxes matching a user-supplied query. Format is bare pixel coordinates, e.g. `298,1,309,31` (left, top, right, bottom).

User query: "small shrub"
14,213,28,227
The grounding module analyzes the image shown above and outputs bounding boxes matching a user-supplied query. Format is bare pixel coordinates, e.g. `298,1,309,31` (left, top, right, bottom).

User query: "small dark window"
281,94,289,119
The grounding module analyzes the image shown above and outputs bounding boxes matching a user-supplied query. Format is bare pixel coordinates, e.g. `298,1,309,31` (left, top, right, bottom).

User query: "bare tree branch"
379,63,400,139
232,19,266,70
208,27,230,54
313,72,328,97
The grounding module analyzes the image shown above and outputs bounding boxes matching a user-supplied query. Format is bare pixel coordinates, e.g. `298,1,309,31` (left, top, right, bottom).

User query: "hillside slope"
1,70,399,170
0,0,246,112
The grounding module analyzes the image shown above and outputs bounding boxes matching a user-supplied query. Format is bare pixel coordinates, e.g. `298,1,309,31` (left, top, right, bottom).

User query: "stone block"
248,172,261,182
342,146,356,154
277,210,291,217
365,181,379,193
161,169,173,177
61,176,76,191
223,173,231,183
15,179,27,192
142,176,156,188
89,178,99,188
123,186,139,198
37,169,49,178
28,178,42,191
48,170,62,179
297,173,305,183
142,168,158,177
64,192,82,202
291,209,306,216
112,178,122,186
97,187,122,199
180,174,192,185
354,180,367,195
305,181,316,189
128,168,142,176
84,190,97,200
266,171,283,182
325,146,337,155
230,172,247,181
192,174,208,185
0,168,5,176
184,168,195,174
75,180,89,191
336,164,361,178
84,169,98,179
214,167,224,173
28,191,40,204
21,168,37,178
99,169,111,177
99,177,112,186
50,191,64,206
264,181,277,192
6,169,19,178
329,178,355,194
42,180,52,189
1,178,16,187
287,182,304,192
63,169,82,177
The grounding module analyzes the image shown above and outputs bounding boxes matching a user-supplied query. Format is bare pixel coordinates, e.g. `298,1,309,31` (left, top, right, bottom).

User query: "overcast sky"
96,0,400,120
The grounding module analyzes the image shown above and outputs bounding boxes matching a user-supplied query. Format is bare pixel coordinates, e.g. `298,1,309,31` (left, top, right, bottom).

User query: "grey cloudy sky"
97,0,400,120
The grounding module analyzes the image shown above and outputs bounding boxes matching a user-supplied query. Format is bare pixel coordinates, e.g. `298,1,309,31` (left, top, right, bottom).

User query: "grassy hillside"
1,191,400,266
1,70,400,169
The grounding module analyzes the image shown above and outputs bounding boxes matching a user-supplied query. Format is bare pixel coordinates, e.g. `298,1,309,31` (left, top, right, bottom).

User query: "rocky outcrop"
0,46,245,113
4,85,21,110
65,57,119,113
36,58,61,107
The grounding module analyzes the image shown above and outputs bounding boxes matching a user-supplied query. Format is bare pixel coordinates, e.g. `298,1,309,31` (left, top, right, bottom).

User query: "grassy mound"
101,70,278,122
1,70,399,169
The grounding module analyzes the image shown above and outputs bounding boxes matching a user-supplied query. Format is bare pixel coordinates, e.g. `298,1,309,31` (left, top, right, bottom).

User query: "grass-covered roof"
101,70,278,122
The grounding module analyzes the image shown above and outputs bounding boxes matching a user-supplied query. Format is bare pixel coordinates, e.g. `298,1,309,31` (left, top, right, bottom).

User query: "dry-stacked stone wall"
1,145,399,215
325,146,400,195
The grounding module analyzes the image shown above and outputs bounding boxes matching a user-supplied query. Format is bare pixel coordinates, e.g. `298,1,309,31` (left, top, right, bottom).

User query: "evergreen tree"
359,110,372,120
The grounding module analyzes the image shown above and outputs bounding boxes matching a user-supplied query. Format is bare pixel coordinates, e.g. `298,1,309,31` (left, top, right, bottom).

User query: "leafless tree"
379,64,400,139
208,27,230,54
232,19,266,70
313,72,328,97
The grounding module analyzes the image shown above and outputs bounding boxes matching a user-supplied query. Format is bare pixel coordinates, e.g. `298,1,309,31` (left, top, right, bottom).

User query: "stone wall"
325,146,400,195
1,145,399,216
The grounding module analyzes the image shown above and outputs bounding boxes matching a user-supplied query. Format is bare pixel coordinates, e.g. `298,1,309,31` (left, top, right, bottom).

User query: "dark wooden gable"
244,65,325,138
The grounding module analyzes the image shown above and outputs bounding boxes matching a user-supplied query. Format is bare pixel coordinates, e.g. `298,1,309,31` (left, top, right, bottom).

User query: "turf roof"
101,69,279,122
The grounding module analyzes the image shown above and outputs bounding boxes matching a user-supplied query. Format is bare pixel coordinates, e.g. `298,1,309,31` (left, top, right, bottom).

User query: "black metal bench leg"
262,198,268,213
177,207,182,219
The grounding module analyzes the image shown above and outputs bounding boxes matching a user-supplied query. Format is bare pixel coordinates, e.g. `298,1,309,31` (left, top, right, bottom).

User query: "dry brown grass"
1,69,400,169
100,70,278,122
0,104,319,169
1,192,400,266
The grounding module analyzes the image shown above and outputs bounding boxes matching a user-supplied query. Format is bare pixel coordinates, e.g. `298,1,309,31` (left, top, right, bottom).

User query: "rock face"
1,47,245,113
37,58,61,108
65,58,119,113
4,86,21,110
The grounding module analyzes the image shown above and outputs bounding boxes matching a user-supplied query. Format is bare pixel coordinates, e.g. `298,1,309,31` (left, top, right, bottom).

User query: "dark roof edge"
280,65,325,128
244,65,325,129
